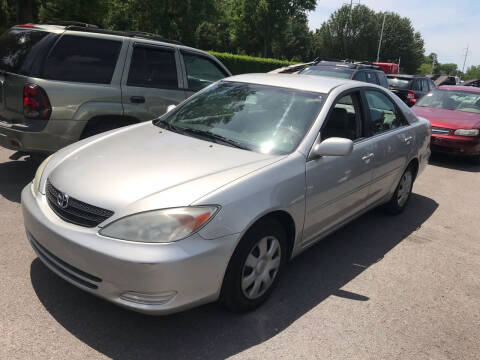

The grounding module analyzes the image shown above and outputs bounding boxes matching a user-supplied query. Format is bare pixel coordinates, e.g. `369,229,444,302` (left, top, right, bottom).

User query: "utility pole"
376,12,386,62
461,45,469,73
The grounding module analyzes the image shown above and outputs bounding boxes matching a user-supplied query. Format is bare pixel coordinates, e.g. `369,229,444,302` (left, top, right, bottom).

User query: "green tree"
313,5,425,73
38,0,107,25
233,0,316,58
418,63,433,76
464,65,480,80
436,63,458,75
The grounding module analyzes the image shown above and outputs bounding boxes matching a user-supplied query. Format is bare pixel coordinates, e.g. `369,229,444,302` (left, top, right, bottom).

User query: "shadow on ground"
429,153,480,173
30,193,438,360
0,156,36,203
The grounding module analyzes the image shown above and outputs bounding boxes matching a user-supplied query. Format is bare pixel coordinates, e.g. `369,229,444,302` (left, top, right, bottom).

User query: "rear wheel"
384,165,414,215
221,217,287,312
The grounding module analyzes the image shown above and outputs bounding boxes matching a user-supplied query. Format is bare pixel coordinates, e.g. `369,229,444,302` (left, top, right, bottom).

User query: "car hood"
48,122,281,214
412,106,480,129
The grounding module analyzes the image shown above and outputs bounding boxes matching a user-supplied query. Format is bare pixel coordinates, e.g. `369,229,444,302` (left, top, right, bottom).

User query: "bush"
208,51,295,75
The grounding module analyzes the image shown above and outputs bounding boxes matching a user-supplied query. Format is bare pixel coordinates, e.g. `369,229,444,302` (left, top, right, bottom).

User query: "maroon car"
412,86,480,162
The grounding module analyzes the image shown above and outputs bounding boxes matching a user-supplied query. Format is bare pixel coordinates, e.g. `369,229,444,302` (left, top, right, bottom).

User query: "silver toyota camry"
22,74,431,315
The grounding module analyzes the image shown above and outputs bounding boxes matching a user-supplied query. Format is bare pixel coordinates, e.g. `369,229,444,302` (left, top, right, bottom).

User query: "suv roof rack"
44,20,99,28
63,25,183,45
313,58,381,70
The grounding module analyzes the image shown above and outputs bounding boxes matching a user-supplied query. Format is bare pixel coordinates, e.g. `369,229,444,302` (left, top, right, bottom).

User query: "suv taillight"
407,90,416,100
23,84,51,120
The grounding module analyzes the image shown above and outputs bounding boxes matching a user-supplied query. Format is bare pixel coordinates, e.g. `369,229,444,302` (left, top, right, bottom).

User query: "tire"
384,165,415,215
220,217,287,312
28,152,48,165
467,156,480,165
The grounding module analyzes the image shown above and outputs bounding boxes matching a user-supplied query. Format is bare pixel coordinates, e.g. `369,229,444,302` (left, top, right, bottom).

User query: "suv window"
412,79,422,91
364,90,407,135
421,79,430,92
182,52,227,91
43,35,121,84
322,93,361,141
353,71,367,82
127,45,178,89
365,71,379,85
0,28,58,75
376,72,389,88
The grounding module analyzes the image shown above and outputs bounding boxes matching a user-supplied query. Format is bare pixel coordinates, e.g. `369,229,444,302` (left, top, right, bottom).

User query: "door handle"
361,153,374,162
130,96,145,104
404,136,413,143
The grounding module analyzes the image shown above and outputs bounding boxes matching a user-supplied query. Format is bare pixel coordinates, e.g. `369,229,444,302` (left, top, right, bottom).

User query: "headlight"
99,206,219,243
454,129,479,136
32,155,53,196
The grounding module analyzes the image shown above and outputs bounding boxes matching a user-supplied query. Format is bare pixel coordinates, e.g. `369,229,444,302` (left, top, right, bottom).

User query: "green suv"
0,22,231,157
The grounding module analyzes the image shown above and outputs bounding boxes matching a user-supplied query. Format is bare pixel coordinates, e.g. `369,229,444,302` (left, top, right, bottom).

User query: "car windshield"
300,66,353,79
388,77,411,89
416,89,480,114
154,81,325,155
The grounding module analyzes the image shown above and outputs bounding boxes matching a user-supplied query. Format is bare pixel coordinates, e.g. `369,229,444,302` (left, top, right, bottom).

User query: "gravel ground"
0,147,479,360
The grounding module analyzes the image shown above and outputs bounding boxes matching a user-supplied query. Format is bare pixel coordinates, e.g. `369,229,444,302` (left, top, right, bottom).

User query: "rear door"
121,42,186,121
361,89,414,206
180,50,230,97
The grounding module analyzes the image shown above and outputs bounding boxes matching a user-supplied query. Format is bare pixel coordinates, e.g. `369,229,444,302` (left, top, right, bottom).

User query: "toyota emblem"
56,192,69,209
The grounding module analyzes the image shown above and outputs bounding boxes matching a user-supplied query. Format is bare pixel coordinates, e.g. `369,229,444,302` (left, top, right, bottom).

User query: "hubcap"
397,171,412,207
241,236,282,300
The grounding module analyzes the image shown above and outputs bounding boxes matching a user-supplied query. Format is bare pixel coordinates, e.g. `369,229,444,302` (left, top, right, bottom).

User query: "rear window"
43,35,122,84
300,66,354,79
0,28,58,75
388,77,411,89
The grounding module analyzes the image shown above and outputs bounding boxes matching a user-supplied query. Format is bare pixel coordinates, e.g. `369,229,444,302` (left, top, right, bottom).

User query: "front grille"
46,180,114,227
431,126,451,135
29,234,102,289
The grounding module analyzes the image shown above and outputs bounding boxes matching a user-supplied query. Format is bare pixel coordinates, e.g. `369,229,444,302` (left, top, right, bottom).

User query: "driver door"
303,91,375,245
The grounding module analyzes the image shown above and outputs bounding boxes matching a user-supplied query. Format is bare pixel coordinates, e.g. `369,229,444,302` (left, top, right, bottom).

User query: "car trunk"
0,27,59,124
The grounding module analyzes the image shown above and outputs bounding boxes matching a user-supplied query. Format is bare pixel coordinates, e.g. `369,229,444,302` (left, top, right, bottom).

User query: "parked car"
412,85,480,162
282,60,389,89
387,74,436,107
0,22,231,158
22,74,430,315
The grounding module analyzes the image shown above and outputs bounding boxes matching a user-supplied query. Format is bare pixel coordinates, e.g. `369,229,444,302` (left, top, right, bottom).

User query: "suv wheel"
221,217,287,312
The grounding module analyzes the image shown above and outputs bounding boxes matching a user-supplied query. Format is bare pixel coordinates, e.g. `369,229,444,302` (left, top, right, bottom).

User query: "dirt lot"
0,147,479,360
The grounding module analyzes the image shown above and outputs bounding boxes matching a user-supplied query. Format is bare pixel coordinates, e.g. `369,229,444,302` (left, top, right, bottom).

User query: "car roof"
308,61,380,71
387,74,424,79
224,73,364,93
439,85,480,93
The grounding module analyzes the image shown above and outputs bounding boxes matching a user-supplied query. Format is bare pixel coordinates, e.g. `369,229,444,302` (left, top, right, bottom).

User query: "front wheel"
384,165,414,215
220,217,287,312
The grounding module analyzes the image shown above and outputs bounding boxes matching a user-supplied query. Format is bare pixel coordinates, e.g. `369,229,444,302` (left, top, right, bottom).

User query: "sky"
307,0,480,71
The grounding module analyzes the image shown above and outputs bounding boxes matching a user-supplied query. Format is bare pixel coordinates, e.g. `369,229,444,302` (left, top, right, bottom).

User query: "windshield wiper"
179,127,251,150
155,119,183,133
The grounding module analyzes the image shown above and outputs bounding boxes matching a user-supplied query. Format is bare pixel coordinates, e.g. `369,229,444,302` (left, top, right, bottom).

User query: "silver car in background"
21,74,430,314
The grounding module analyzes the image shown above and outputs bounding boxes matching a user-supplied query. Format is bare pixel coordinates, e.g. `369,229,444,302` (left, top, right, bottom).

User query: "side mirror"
309,137,353,159
166,104,176,113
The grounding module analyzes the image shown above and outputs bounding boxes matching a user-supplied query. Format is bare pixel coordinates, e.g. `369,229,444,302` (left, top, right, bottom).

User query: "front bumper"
21,185,239,315
430,134,480,156
0,119,86,153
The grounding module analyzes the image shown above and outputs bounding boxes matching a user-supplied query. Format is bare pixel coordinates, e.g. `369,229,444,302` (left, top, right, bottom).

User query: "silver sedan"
22,74,431,314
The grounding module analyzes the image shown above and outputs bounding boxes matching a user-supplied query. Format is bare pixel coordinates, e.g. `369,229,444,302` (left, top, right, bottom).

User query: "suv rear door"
121,41,186,121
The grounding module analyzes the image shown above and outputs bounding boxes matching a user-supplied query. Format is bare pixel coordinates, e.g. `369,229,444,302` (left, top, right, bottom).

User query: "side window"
43,35,121,84
421,79,430,92
428,80,436,91
365,71,379,84
364,90,408,135
353,71,367,82
127,45,178,89
322,93,361,141
182,52,227,91
377,72,389,88
412,79,422,91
